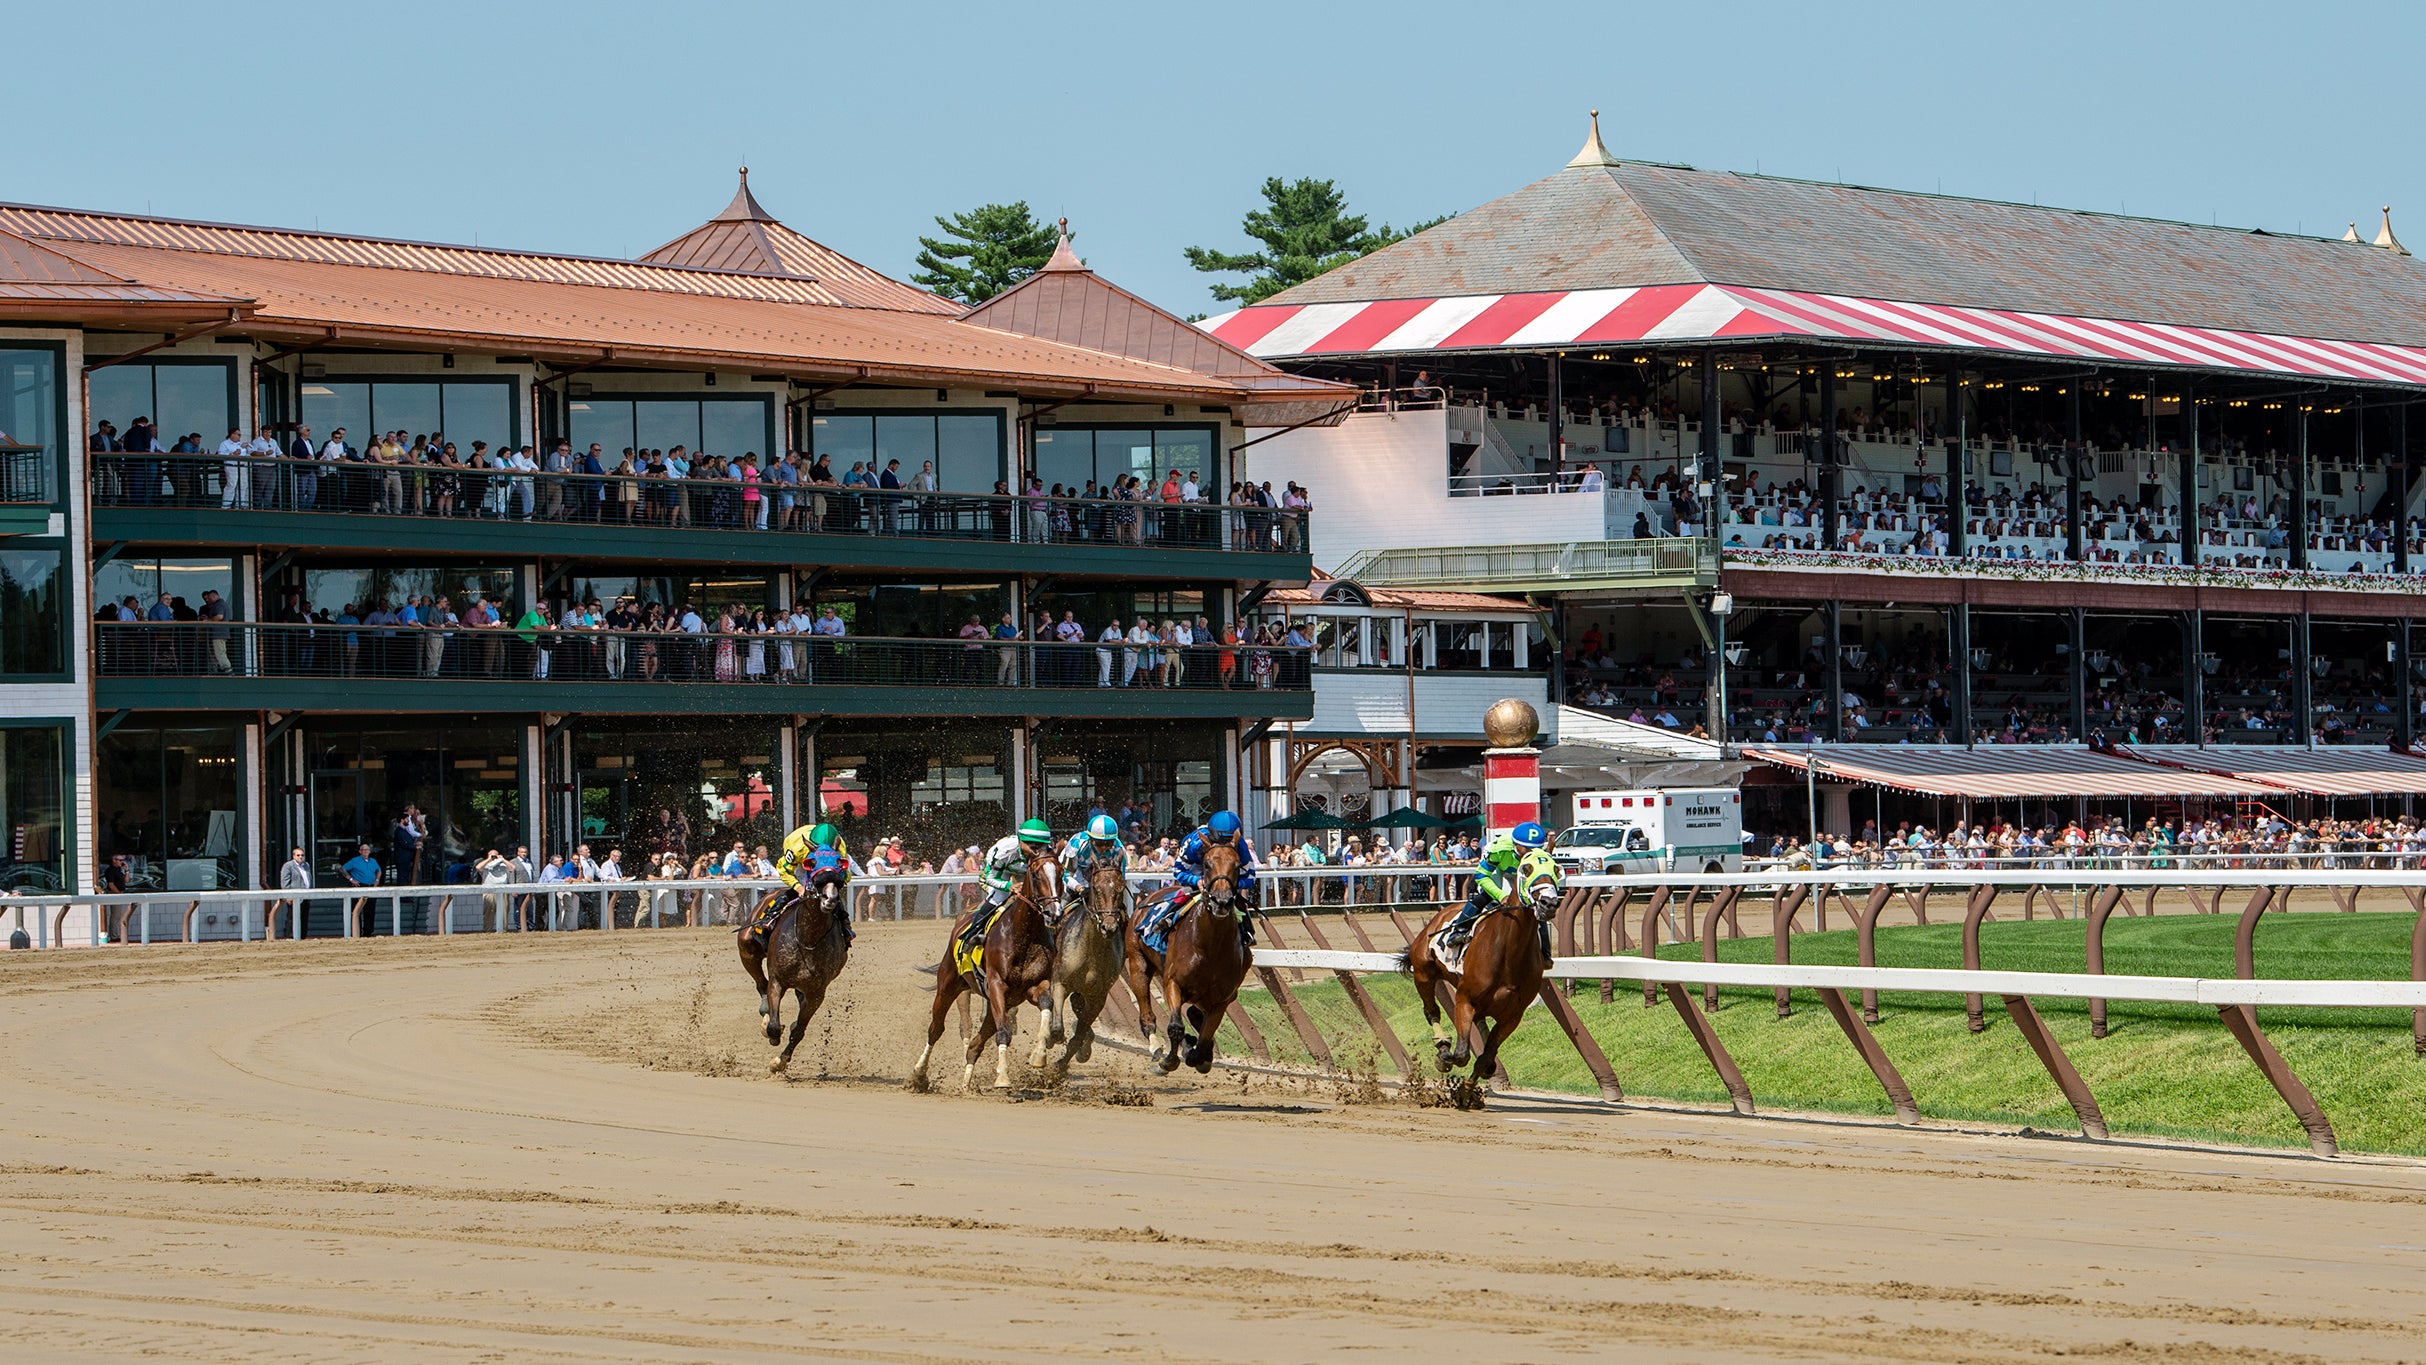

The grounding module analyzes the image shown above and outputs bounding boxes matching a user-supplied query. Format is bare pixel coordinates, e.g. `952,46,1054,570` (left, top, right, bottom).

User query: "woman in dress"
614,454,641,522
744,607,769,680
773,605,797,680
636,603,663,680
433,443,463,517
714,609,739,682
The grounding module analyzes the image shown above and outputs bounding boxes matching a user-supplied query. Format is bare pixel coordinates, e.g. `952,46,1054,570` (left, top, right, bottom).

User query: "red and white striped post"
1480,699,1543,840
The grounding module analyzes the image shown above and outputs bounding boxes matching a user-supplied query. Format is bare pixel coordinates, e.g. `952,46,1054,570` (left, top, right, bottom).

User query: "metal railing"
1335,537,1716,591
93,620,1312,692
0,446,50,503
92,451,1306,555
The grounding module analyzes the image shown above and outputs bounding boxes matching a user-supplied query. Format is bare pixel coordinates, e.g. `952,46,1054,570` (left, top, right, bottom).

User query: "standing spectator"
391,806,427,887
1096,617,1122,687
198,589,233,674
515,600,554,678
217,426,250,509
273,845,312,940
995,610,1023,685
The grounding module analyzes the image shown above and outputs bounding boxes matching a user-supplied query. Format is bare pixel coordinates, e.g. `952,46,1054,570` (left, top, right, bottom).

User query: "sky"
11,1,2424,318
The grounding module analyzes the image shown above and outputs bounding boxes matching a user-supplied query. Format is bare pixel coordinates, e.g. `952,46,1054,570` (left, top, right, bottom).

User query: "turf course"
1236,911,2426,1154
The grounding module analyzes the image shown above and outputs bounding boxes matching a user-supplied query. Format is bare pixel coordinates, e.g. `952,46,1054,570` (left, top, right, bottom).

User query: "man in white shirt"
1180,472,1200,502
215,427,249,509
508,446,538,520
1096,618,1122,686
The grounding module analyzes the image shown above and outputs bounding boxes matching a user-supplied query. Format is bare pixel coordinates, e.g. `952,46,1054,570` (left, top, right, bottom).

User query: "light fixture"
704,372,717,386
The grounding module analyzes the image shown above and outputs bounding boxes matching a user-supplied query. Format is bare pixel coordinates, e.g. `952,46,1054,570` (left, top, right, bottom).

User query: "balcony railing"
92,452,1307,555
95,620,1313,692
0,444,50,503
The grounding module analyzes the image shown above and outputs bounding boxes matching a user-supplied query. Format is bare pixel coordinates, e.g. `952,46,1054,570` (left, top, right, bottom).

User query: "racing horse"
737,864,853,1076
1401,875,1558,1099
1122,842,1252,1074
1030,858,1130,1075
912,845,1061,1091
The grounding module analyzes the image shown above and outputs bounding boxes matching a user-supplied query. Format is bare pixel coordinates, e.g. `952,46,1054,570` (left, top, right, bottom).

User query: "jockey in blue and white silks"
1061,813,1128,914
1173,809,1260,901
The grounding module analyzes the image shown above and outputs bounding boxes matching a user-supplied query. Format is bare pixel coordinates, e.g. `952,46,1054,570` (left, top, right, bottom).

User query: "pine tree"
911,202,1064,305
1185,178,1444,305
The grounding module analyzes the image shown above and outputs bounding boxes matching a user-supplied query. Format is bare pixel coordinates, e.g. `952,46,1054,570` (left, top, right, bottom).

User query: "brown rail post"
1775,887,1814,1013
1536,983,1624,1101
1253,917,1336,1071
2082,884,2127,1038
1961,884,2001,1032
1900,885,1932,927
1665,982,1754,1114
2406,886,2426,1057
1814,985,1921,1124
1854,884,1895,1023
1638,886,1674,1006
2223,884,2338,1156
1698,887,1744,1010
1601,885,1636,952
2001,993,2108,1138
1289,911,1414,1077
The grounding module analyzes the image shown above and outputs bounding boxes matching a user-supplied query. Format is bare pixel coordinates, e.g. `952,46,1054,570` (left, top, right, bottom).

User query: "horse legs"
988,972,1019,1090
912,960,963,1087
1124,944,1160,1044
961,999,996,1091
1186,997,1230,1074
1030,982,1065,1070
739,934,775,1034
1410,957,1455,1072
773,984,817,1076
1468,1007,1513,1097
1069,986,1104,1065
1157,977,1186,1075
1445,984,1478,1070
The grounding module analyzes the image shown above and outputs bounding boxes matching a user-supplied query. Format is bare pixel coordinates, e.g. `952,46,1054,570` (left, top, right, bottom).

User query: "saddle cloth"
1135,884,1194,956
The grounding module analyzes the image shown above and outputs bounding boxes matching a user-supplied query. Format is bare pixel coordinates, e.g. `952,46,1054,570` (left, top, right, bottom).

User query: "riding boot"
1538,920,1555,967
1441,896,1488,947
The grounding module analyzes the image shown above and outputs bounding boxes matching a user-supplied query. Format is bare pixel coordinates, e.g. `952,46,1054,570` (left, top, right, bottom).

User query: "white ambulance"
1552,788,1743,875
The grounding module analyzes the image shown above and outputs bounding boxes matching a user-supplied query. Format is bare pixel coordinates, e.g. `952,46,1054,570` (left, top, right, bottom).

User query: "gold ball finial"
1483,698,1541,749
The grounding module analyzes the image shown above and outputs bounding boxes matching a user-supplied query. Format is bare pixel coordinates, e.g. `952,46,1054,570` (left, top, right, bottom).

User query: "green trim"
0,715,75,891
92,506,1313,580
0,506,51,535
1,339,67,514
98,675,1314,721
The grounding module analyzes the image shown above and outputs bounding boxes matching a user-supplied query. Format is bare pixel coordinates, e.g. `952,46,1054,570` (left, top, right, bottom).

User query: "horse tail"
1392,946,1415,973
907,964,940,990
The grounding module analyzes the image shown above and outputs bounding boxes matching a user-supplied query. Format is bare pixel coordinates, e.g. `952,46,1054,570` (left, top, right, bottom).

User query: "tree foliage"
911,201,1064,305
1185,178,1445,305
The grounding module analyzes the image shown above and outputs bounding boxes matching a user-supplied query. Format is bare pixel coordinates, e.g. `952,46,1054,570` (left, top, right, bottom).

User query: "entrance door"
308,770,368,937
575,771,631,852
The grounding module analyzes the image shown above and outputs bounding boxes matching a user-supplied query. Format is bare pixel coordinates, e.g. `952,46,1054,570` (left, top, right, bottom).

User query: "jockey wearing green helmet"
956,819,1057,956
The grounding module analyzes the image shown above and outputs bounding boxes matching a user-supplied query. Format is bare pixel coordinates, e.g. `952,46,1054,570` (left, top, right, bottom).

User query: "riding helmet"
1017,818,1054,846
1511,821,1550,850
809,822,840,847
1086,813,1120,844
1207,810,1242,840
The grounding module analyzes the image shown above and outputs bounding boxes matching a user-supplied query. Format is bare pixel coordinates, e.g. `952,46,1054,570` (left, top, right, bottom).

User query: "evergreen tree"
1185,177,1445,305
911,202,1064,305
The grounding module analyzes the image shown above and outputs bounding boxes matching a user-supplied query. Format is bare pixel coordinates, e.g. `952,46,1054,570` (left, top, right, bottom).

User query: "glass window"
574,720,782,859
95,556,233,625
0,549,63,674
702,399,772,461
814,412,1003,494
298,722,524,895
1096,429,1155,487
1,347,59,457
372,382,443,440
1033,428,1090,491
816,724,1011,854
300,382,372,447
89,361,235,449
1155,429,1215,485
939,414,1003,491
293,565,518,618
0,724,66,892
874,415,937,486
300,380,517,452
1045,425,1222,493
97,725,242,892
444,383,512,452
568,399,636,457
635,399,701,454
810,415,874,467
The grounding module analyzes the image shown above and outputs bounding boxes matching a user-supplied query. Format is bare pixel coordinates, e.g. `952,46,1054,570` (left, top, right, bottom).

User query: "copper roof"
1263,576,1530,612
45,236,1270,400
1267,145,2426,348
1746,745,2277,799
0,227,250,321
963,226,1353,414
637,169,959,315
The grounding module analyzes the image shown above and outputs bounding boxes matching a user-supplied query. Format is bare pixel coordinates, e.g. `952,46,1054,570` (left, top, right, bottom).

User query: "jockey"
748,821,851,945
1437,822,1560,959
1061,813,1127,912
1173,809,1260,901
954,818,1055,957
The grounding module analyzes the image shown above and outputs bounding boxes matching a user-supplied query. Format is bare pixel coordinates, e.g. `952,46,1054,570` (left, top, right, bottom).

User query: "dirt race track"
6,924,2425,1364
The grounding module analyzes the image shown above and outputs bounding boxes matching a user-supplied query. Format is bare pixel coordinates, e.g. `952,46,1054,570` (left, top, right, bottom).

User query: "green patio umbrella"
1369,807,1452,830
1263,809,1352,831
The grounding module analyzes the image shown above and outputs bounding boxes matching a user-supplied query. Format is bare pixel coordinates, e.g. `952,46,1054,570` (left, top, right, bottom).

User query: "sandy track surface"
5,924,2423,1363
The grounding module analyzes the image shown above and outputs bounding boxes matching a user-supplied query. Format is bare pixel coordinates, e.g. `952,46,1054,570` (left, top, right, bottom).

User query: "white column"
777,722,799,831
242,722,264,890
1008,722,1030,822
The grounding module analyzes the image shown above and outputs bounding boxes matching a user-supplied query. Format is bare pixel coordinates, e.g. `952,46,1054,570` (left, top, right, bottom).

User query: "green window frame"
570,394,776,463
805,409,1007,494
2,340,68,508
298,376,522,452
1031,423,1222,495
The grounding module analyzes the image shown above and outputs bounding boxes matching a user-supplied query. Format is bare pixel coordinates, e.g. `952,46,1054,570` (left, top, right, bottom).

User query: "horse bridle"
1085,861,1129,932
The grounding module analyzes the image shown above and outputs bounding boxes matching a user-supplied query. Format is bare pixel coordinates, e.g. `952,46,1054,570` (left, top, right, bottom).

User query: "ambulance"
1551,788,1743,875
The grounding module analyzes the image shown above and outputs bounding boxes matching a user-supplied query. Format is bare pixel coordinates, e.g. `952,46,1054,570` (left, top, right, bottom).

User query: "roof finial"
2343,221,2362,243
1568,108,1620,170
2376,205,2410,256
1040,216,1086,273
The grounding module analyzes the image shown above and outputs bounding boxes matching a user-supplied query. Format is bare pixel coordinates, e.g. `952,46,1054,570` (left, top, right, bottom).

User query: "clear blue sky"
13,1,2421,317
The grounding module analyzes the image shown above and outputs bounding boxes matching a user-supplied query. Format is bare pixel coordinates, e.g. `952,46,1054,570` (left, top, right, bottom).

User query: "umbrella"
1369,807,1452,830
1443,814,1484,832
1263,809,1351,831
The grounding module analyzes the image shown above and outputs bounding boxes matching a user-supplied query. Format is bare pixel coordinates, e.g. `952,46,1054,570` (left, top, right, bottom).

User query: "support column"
1950,604,1973,744
2185,611,2206,746
1700,349,1721,477
1546,352,1563,485
2070,606,2087,742
1946,371,1967,556
777,721,799,832
2398,618,2414,752
1826,598,1845,743
2065,384,2084,562
2400,405,2415,751
1009,721,1032,822
2291,614,2313,747
2182,379,2201,567
1821,370,1840,551
2290,406,2310,571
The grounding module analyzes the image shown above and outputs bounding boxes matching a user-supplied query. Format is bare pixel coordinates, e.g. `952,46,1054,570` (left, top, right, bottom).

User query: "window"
571,396,775,462
97,725,243,892
89,359,236,449
300,379,518,450
0,549,63,675
809,412,1003,493
0,346,60,504
1033,424,1219,493
0,724,66,892
95,557,235,626
290,565,519,618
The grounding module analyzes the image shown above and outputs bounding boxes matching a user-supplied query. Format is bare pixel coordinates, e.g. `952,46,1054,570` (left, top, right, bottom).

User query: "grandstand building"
1213,114,2426,824
0,172,1349,908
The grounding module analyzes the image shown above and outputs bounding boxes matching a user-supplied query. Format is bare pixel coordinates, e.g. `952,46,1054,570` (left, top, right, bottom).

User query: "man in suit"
287,425,318,508
274,846,312,939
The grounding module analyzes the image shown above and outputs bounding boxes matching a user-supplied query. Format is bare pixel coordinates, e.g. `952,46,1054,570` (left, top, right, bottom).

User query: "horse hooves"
768,1057,788,1076
1154,1051,1181,1075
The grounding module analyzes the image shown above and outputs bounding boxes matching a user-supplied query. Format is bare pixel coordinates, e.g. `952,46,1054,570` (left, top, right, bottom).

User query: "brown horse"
1403,881,1557,1097
736,869,852,1076
1030,859,1129,1075
911,846,1061,1091
1122,842,1252,1074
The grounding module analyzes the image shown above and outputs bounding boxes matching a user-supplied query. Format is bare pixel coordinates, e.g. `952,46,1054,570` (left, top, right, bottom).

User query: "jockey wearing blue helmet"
1438,821,1560,961
1060,812,1128,912
1175,810,1258,893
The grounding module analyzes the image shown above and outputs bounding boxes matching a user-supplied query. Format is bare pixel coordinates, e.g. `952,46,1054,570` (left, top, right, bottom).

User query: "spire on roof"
714,166,778,224
2375,206,2410,256
2343,222,2363,243
1567,109,1620,170
1039,217,1087,273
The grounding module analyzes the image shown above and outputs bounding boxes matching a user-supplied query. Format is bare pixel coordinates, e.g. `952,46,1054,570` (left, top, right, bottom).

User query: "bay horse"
1122,842,1252,1074
1402,879,1557,1098
736,866,852,1076
1030,859,1129,1075
912,846,1061,1091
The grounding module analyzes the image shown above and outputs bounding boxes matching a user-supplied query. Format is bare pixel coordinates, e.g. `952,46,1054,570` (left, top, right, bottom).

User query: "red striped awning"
2128,745,2426,798
1745,746,2279,799
1201,285,2426,388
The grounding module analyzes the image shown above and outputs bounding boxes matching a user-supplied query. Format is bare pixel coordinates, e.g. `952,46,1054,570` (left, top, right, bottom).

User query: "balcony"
0,441,51,533
93,620,1313,721
91,453,1311,580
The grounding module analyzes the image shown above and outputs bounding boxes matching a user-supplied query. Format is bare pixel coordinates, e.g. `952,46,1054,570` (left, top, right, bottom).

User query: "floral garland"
1724,547,2426,595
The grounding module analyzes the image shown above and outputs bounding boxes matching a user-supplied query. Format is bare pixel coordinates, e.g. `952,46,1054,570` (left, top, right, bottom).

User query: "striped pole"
1483,747,1541,841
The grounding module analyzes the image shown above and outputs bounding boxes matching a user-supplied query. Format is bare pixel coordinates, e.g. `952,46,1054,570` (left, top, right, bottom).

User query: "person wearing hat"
954,819,1055,958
